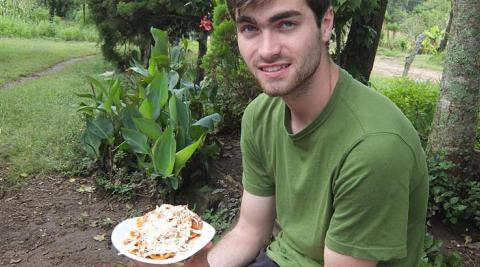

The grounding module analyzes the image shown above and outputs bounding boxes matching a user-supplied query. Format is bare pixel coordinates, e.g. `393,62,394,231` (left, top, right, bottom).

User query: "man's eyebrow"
268,10,302,24
236,15,256,25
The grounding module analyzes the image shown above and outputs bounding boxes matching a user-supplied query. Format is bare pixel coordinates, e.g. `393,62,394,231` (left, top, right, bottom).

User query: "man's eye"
241,25,258,33
280,21,296,29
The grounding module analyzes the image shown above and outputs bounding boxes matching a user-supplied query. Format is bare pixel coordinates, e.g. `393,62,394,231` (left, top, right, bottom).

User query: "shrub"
373,78,440,147
0,15,97,41
77,28,221,200
428,154,480,229
421,232,462,267
202,0,260,131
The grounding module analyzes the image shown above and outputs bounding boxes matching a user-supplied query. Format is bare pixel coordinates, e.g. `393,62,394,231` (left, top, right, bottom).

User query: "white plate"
111,217,216,265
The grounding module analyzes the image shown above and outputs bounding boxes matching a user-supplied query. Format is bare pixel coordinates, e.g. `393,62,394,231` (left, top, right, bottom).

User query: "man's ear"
320,7,334,43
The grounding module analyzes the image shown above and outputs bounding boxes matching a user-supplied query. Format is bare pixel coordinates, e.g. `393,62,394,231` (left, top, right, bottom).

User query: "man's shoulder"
243,93,283,123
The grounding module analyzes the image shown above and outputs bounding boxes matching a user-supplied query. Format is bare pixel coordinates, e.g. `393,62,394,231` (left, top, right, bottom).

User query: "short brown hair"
226,0,332,27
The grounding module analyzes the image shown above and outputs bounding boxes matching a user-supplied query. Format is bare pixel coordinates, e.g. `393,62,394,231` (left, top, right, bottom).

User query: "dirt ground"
1,135,479,266
0,175,140,267
372,55,443,81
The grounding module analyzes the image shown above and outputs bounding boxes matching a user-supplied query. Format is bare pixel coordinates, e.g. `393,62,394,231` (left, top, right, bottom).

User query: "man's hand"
132,242,213,267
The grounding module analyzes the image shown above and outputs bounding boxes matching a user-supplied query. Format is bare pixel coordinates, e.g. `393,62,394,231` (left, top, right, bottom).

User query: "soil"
372,55,443,82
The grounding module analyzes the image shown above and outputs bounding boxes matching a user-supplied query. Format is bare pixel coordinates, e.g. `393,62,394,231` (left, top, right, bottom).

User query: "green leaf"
168,71,180,90
81,130,101,158
87,76,108,96
121,128,149,154
104,79,121,114
151,70,169,109
169,176,179,190
174,134,206,176
139,98,153,119
87,117,114,140
152,127,176,176
130,58,149,77
150,28,169,68
193,113,222,130
151,27,169,57
133,117,162,140
168,94,190,149
119,106,142,129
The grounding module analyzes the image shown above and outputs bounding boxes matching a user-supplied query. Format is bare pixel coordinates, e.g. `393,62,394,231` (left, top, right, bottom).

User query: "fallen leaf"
77,185,95,193
20,173,28,178
465,235,473,245
93,234,106,242
126,203,133,210
81,212,89,217
69,178,76,183
10,258,22,264
89,220,99,227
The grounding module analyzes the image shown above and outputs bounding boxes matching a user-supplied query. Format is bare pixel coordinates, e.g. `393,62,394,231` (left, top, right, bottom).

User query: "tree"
427,0,480,174
438,0,453,52
38,0,76,18
338,0,388,83
87,0,212,68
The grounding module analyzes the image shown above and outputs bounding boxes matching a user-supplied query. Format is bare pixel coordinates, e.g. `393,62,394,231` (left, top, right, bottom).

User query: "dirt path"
372,56,443,81
0,55,97,91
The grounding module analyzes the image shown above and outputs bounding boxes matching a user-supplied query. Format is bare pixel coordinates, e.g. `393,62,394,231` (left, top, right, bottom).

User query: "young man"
136,0,428,266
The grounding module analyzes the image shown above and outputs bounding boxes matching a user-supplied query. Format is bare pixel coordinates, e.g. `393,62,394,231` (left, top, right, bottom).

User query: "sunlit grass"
0,37,99,85
0,56,111,182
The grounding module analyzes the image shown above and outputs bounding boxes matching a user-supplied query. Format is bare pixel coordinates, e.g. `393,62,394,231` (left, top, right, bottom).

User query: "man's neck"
283,58,339,135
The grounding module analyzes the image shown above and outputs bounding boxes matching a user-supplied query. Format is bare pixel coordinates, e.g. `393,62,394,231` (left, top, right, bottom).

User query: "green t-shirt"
241,69,429,267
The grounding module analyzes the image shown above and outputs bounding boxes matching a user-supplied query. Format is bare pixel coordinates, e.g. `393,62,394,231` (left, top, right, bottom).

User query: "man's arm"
207,190,276,267
324,246,378,267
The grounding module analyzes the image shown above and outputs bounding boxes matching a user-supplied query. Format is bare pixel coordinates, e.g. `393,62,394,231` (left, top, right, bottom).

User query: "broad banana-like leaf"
174,134,206,176
133,117,162,141
150,69,169,109
121,128,149,154
81,130,101,158
87,117,114,141
139,98,153,119
168,71,180,90
152,127,176,177
119,106,142,130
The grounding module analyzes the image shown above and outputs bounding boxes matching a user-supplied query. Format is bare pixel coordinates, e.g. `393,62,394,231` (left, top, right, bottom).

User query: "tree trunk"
403,33,426,77
427,0,480,174
195,31,208,85
83,2,86,24
438,1,453,53
49,0,56,20
339,0,389,84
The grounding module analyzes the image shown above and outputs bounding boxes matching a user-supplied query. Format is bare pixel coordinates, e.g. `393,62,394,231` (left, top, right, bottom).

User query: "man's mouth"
259,64,290,73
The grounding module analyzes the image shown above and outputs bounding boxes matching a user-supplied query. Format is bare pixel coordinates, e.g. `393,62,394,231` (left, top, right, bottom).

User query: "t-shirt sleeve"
325,133,414,261
240,101,275,197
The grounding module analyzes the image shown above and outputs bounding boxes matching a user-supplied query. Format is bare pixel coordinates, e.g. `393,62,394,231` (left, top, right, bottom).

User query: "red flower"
200,16,212,32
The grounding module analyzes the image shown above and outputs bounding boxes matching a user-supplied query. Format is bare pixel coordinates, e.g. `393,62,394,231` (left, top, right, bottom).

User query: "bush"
428,154,480,229
0,15,97,41
421,232,462,267
202,0,260,131
77,28,221,200
373,78,440,147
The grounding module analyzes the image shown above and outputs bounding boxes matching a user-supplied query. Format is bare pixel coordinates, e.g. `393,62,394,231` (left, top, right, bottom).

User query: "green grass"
0,16,98,42
0,38,99,85
0,56,110,181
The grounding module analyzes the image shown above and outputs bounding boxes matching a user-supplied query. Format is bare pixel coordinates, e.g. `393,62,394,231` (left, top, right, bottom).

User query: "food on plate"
123,204,203,260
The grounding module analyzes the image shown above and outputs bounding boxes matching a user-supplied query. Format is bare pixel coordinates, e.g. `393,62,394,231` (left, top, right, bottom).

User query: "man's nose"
258,32,281,62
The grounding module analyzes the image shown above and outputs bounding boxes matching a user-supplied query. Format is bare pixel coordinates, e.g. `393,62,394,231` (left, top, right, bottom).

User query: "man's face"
236,0,324,97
